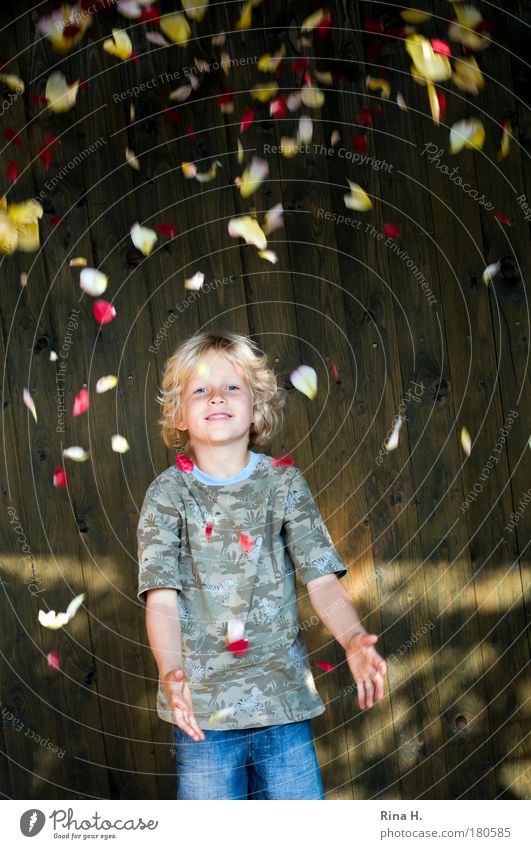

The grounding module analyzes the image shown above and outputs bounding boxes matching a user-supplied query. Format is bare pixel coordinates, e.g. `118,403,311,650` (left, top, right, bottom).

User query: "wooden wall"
0,0,529,799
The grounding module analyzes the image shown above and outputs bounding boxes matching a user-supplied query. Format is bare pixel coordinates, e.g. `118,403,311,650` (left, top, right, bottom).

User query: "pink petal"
329,362,341,382
226,638,249,656
316,661,335,672
205,523,213,540
492,211,511,226
47,650,60,670
271,455,294,467
240,107,255,132
93,300,116,324
384,223,402,238
431,39,451,56
73,388,89,416
239,533,254,554
175,453,194,473
53,466,67,488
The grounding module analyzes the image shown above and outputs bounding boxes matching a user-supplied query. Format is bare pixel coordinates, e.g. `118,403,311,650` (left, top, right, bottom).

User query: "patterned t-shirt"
136,452,348,730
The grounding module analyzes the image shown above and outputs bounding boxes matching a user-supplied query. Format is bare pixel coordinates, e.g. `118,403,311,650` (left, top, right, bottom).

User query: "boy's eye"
193,387,207,394
227,385,239,391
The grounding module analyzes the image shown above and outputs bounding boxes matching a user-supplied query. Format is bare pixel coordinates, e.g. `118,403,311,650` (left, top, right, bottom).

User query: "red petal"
492,211,511,226
217,91,234,106
271,455,294,467
155,222,176,238
7,161,18,183
93,300,117,324
291,58,309,73
270,96,287,118
39,146,52,169
316,661,335,672
329,362,341,382
436,90,446,119
384,223,402,238
226,638,249,656
431,38,451,56
239,533,254,554
316,12,333,38
303,70,312,86
205,523,213,540
73,388,89,416
164,106,181,125
139,5,160,24
4,127,21,146
63,23,81,38
130,50,139,63
47,650,61,671
363,19,384,33
30,92,48,105
352,133,368,153
50,214,63,227
185,124,197,139
175,453,194,473
240,107,255,133
78,78,88,90
385,26,407,39
355,111,373,126
44,133,61,147
53,466,67,488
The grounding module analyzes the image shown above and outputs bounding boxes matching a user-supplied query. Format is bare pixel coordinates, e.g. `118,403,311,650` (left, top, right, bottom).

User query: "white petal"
23,387,37,422
96,375,118,393
80,267,108,296
112,434,130,453
130,222,157,256
297,115,313,144
62,446,90,462
385,416,403,452
65,593,85,621
290,365,317,400
226,619,245,642
482,260,501,286
184,271,205,290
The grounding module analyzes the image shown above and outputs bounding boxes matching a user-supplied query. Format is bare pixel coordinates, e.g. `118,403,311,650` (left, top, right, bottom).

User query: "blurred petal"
257,249,278,263
73,388,89,416
131,221,157,255
111,434,130,453
47,650,61,670
344,180,373,211
366,76,391,99
498,120,511,161
125,146,140,169
240,107,255,132
63,446,90,461
238,156,269,197
452,55,485,94
96,375,118,393
385,416,403,452
482,260,501,286
160,12,191,45
0,73,24,93
69,257,87,267
384,223,402,238
405,34,452,82
175,453,194,472
301,9,327,32
53,466,67,488
23,387,37,422
290,364,317,399
184,271,205,290
271,455,294,466
262,203,284,235
103,28,133,60
251,81,279,101
93,300,117,324
182,0,209,22
228,215,267,249
209,707,235,723
297,115,313,143
45,72,79,113
316,661,335,672
401,8,431,24
169,84,192,102
461,426,472,456
65,593,85,620
239,533,254,554
449,118,485,153
301,83,324,108
80,267,108,296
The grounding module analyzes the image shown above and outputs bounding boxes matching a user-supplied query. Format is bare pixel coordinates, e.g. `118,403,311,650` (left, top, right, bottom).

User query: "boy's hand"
162,668,205,742
345,632,387,711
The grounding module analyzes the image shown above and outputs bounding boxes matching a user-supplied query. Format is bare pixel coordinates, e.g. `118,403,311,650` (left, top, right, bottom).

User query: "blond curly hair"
157,330,286,455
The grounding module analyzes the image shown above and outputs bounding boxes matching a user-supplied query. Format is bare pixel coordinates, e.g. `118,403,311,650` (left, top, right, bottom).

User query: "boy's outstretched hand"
345,632,387,710
162,668,205,742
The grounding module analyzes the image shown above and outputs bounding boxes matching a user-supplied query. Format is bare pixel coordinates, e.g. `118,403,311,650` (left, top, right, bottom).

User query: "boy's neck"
189,442,251,480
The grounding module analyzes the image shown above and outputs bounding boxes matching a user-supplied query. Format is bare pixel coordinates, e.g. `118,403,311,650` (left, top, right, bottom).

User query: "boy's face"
176,349,255,451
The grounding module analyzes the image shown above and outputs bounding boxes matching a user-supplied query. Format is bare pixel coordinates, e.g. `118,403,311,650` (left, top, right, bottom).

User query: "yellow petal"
427,81,440,125
344,181,373,211
160,12,191,45
498,120,511,161
238,156,269,197
63,446,90,462
0,212,19,254
169,84,193,102
7,199,43,224
0,73,24,92
301,8,327,32
257,249,278,263
405,34,452,82
69,257,88,267
209,707,235,723
460,426,471,456
279,137,299,158
401,8,431,24
130,222,157,255
125,146,140,169
181,161,197,178
16,222,41,252
366,76,391,99
45,71,79,113
482,260,501,286
250,81,279,102
103,28,133,60
257,44,285,72
449,118,485,153
447,22,489,51
181,0,209,22
301,84,325,108
80,268,108,296
290,365,317,400
235,0,253,30
96,375,119,393
452,56,485,94
455,4,483,29
228,216,267,250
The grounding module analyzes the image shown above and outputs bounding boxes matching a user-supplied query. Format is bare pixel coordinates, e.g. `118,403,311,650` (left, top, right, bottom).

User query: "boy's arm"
306,573,367,650
145,588,184,675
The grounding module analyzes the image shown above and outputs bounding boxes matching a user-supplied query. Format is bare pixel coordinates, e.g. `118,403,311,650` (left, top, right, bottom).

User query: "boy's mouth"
206,413,233,420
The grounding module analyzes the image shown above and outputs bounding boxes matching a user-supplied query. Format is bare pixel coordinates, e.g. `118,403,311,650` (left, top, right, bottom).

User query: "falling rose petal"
226,619,245,643
29,92,48,105
257,249,278,263
63,446,90,462
125,147,140,169
185,124,197,139
4,127,21,146
270,96,287,118
331,130,341,145
169,84,193,102
301,83,325,108
73,388,89,417
297,115,313,144
23,387,37,422
406,34,452,83
257,46,285,73
131,222,157,256
316,661,335,672
156,222,177,239
397,92,408,111
226,638,249,656
47,650,60,671
492,210,511,226
205,523,213,540
182,0,209,23
117,0,142,19
69,257,87,268
344,180,373,211
330,362,341,383
279,137,299,158
239,533,254,554
271,455,294,467
218,90,234,113
290,365,317,400
39,146,52,169
250,81,279,102
103,28,133,60
184,271,205,290
50,214,63,227
263,203,284,235
384,223,402,238
176,453,194,473
228,216,267,250
39,610,68,629
449,118,485,153
482,260,501,286
352,133,368,154
50,351,58,361
0,73,24,93
93,300,116,325
401,8,431,24
159,12,191,45
20,272,28,287
7,161,18,183
366,76,391,99
432,38,451,56
498,120,512,161
316,11,332,38
209,706,235,723
452,56,485,94
65,593,85,621
461,426,472,456
385,416,403,452
45,72,79,113
53,466,67,488
238,156,269,198
96,375,118,393
80,267,108,296
146,31,170,47
240,107,255,132
111,434,130,453
44,133,61,148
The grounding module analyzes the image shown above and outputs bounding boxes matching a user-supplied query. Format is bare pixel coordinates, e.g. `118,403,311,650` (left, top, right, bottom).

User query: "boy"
137,330,387,799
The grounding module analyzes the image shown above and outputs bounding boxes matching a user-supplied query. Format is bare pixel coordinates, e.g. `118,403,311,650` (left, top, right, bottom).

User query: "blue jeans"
172,719,325,800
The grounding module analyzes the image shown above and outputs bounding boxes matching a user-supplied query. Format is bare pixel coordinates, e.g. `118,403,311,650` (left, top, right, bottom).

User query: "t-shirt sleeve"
282,467,348,585
137,482,183,604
